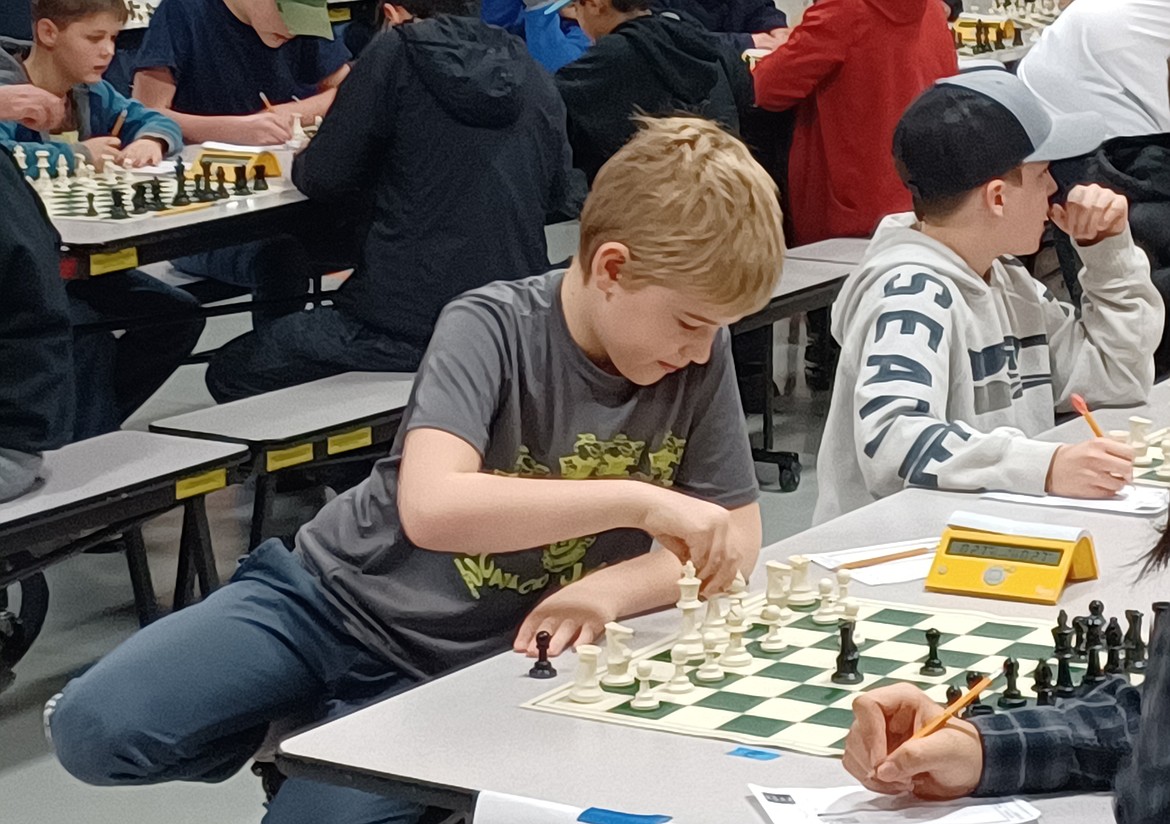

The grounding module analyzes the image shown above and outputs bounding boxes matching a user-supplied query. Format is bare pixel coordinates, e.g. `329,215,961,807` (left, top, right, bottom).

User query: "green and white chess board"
34,173,284,223
524,596,1143,758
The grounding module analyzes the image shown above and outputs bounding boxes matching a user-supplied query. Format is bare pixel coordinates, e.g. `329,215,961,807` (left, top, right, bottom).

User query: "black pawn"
1056,656,1076,698
1036,684,1056,706
1083,646,1106,686
1012,25,1024,46
215,167,230,199
945,685,963,706
253,165,268,191
1105,618,1125,676
1033,659,1053,692
130,182,148,214
108,189,128,220
965,671,995,717
201,159,213,187
832,620,863,685
528,630,556,679
994,26,1005,50
998,658,1026,709
84,192,98,217
148,179,165,211
920,627,946,676
1125,609,1147,673
233,164,250,195
172,161,190,207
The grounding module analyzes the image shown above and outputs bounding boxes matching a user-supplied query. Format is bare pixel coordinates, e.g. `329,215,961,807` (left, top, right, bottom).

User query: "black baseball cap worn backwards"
893,69,1107,201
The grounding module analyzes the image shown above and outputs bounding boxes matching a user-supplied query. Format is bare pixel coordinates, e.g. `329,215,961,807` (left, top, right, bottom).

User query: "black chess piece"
1087,600,1107,631
201,159,213,187
233,164,250,195
1057,609,1069,630
1083,646,1106,686
1152,602,1170,640
1036,684,1055,706
994,26,1005,50
215,167,230,199
946,685,963,706
253,165,269,191
1055,655,1076,698
1012,25,1024,46
1073,616,1088,659
147,179,165,211
1105,618,1126,676
1125,609,1147,673
108,189,128,220
998,658,1027,709
130,182,148,214
528,630,557,679
965,671,995,717
1033,659,1053,691
832,620,863,685
84,192,98,217
193,174,214,203
172,161,191,207
920,627,946,676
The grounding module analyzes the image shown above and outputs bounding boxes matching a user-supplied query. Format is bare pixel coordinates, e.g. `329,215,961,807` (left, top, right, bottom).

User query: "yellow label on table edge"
90,247,139,276
327,427,373,455
266,442,315,472
328,7,351,21
175,468,227,500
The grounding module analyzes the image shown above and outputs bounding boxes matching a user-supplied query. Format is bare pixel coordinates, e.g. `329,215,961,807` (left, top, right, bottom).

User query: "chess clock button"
982,567,1007,586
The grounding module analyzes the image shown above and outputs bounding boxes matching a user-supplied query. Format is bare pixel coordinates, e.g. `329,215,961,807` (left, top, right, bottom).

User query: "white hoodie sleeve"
851,275,1061,500
1040,227,1163,411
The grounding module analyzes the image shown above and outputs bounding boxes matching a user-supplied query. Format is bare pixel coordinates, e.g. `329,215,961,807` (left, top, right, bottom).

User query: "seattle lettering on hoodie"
814,212,1163,523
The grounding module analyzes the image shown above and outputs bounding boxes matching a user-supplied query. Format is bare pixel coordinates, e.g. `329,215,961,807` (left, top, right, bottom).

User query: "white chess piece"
677,560,702,608
601,622,635,688
701,594,727,640
812,578,838,624
568,644,604,703
55,155,70,181
695,632,725,682
727,571,747,613
291,113,307,145
834,569,852,614
34,150,52,193
787,555,816,606
666,644,694,694
1130,416,1152,450
842,599,864,644
719,607,753,668
758,605,787,652
12,145,26,174
629,661,660,710
678,601,704,660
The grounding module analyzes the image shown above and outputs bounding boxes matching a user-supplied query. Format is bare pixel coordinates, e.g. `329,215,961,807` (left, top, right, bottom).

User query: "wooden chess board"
524,597,1144,757
33,172,286,223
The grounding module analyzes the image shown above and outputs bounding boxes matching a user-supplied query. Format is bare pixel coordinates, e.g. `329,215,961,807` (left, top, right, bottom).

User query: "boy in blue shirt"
44,115,786,823
0,0,201,440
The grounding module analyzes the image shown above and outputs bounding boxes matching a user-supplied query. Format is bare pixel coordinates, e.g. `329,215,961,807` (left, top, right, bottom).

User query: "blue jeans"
67,269,204,440
46,540,424,824
175,239,311,329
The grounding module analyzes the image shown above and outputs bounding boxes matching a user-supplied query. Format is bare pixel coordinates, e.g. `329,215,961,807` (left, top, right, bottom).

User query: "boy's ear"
983,179,1007,217
35,18,61,47
589,242,631,296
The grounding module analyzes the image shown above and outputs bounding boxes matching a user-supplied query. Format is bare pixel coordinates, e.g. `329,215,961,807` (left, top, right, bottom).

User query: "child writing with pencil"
814,70,1164,523
843,530,1170,824
0,0,182,172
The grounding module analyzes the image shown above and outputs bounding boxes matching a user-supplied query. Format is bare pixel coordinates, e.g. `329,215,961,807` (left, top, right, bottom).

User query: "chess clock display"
926,511,1098,605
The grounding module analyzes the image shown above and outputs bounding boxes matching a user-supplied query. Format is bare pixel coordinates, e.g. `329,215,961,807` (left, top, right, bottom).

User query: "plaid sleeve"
970,676,1142,796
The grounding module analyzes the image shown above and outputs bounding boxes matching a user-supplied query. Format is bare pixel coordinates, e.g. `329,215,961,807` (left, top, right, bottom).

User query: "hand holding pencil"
843,683,984,800
1046,394,1135,498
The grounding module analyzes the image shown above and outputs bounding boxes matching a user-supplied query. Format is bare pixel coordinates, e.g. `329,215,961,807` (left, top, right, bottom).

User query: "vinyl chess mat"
1132,426,1170,488
33,173,286,223
524,597,1144,757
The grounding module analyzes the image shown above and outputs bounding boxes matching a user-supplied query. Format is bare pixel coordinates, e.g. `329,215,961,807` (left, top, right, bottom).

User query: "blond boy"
45,116,785,823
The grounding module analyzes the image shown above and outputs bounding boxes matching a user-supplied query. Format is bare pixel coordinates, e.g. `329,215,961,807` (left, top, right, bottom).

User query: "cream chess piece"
719,607,753,668
695,632,725,682
812,578,838,624
666,644,694,694
758,605,787,652
601,622,635,688
1130,416,1152,450
629,661,660,711
568,644,604,703
834,569,852,614
788,554,816,606
842,599,864,644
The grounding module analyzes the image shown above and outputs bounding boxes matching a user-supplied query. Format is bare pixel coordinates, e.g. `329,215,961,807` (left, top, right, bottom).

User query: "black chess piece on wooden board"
528,631,556,679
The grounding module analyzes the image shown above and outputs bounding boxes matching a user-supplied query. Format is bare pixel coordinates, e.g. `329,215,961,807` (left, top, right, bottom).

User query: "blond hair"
578,115,785,316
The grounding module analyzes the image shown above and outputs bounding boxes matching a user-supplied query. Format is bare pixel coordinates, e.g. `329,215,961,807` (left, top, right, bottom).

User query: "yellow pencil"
1070,393,1104,438
110,109,127,138
838,547,934,571
259,92,275,111
910,674,994,741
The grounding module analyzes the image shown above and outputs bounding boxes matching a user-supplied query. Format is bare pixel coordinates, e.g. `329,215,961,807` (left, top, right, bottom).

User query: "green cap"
276,0,335,40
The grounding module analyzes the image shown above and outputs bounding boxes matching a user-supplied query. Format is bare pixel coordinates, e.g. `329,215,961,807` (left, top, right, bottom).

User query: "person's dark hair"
893,84,1033,221
612,0,653,12
1142,527,1170,575
382,0,479,19
30,0,128,25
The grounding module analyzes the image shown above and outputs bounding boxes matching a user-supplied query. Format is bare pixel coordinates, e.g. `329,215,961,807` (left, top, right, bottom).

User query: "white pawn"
568,644,604,703
788,554,816,606
695,632,725,682
842,599,864,644
719,607,753,668
1130,416,1152,450
12,144,26,174
727,571,748,613
629,661,660,711
55,155,70,181
834,569,852,614
666,644,694,694
34,150,52,192
758,605,787,652
601,622,635,688
291,113,307,144
812,578,838,624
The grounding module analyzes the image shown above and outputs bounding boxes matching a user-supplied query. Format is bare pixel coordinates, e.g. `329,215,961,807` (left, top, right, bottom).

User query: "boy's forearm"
399,472,666,554
270,88,337,123
161,109,242,144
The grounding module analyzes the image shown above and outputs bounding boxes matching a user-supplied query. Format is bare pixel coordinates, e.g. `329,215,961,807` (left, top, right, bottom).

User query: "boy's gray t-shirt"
295,271,759,679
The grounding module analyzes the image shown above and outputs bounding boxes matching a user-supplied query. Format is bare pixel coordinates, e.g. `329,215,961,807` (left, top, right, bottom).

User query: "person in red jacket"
752,0,956,388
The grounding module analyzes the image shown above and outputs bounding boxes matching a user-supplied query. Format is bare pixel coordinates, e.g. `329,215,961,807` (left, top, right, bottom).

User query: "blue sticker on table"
577,808,672,824
727,746,781,761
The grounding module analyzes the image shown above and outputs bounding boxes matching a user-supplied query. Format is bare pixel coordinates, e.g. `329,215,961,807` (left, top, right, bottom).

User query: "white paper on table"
472,790,582,824
748,785,1040,824
805,538,939,585
983,484,1169,516
128,160,177,176
201,140,288,153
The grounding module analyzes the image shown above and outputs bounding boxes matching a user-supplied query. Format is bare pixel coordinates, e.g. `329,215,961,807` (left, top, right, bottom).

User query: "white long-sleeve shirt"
814,213,1163,523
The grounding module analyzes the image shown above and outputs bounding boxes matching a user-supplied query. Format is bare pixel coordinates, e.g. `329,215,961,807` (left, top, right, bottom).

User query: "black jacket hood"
617,13,732,105
399,15,529,128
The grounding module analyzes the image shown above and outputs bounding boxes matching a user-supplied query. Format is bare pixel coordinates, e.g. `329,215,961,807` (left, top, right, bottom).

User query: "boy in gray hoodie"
815,70,1164,523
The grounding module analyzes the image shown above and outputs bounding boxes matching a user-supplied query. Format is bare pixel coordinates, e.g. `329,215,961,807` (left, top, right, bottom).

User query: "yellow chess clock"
926,511,1098,605
189,148,282,182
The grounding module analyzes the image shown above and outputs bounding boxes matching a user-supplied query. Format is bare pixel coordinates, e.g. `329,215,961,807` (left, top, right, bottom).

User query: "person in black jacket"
204,0,583,403
0,116,73,501
553,0,752,184
654,0,788,52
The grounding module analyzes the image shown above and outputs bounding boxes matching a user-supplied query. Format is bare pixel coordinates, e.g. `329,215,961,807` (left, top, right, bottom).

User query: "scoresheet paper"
983,484,1170,516
748,785,1040,824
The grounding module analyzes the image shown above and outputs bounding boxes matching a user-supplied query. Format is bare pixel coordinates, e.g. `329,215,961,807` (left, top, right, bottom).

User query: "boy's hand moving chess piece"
640,493,742,596
844,684,982,800
80,136,122,170
513,575,622,658
1049,184,1129,247
0,85,64,131
231,110,294,146
117,137,166,168
1046,438,1134,498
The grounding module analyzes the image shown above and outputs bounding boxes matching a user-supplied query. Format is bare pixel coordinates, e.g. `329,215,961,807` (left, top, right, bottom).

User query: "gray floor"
0,313,829,823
